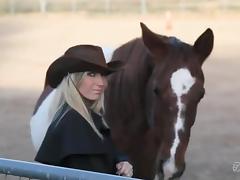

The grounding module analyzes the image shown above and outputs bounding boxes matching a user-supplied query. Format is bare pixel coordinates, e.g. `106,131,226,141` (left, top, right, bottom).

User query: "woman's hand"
116,161,133,177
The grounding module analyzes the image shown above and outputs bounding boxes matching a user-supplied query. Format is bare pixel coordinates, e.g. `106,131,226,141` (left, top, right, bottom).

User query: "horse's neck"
104,39,153,152
107,38,151,126
115,38,151,99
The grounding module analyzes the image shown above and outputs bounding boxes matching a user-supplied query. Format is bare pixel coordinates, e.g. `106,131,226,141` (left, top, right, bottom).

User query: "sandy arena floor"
0,11,239,180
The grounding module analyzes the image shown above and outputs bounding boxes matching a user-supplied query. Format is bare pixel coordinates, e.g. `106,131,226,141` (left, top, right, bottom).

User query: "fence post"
105,0,111,14
220,0,228,10
39,0,48,13
179,0,186,11
8,0,16,14
70,0,77,12
140,0,147,14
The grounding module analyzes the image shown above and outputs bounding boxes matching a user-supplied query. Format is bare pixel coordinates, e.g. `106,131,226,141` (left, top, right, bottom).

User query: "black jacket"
35,104,127,174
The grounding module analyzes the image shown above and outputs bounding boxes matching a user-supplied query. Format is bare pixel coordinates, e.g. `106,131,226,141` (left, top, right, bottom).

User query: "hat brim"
46,56,125,88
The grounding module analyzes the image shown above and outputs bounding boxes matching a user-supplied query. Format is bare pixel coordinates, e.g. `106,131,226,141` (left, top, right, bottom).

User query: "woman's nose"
96,74,106,86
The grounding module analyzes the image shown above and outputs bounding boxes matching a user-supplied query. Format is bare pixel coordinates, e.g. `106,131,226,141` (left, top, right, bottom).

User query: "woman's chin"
86,95,101,101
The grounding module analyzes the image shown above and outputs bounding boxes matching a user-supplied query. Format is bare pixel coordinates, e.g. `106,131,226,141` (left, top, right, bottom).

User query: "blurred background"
0,0,239,180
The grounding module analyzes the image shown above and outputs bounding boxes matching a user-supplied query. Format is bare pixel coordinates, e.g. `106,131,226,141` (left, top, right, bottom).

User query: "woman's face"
78,72,108,100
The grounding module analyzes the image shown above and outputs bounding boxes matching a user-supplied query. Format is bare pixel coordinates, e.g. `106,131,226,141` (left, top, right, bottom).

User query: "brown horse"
104,23,214,180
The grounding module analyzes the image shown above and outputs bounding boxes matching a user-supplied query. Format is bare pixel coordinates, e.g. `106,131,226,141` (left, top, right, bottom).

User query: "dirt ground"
0,11,239,180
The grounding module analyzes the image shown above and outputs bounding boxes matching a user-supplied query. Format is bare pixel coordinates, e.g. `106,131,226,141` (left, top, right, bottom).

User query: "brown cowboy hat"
46,45,124,88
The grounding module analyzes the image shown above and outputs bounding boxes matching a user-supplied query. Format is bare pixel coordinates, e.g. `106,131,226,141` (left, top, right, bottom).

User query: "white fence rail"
0,0,240,14
0,158,142,180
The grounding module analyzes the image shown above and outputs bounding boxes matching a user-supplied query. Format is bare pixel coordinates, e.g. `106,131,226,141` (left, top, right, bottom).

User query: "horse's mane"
105,38,153,137
110,38,153,96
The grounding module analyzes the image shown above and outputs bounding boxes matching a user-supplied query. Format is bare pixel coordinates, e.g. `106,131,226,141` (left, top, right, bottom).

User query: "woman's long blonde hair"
47,72,107,139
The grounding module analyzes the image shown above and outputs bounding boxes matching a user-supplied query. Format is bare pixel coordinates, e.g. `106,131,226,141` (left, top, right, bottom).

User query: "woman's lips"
93,90,103,94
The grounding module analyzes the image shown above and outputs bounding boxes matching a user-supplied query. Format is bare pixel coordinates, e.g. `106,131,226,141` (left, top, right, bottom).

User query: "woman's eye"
87,72,96,77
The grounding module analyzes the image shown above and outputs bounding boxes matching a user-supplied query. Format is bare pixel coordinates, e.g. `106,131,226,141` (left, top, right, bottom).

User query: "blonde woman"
31,45,133,177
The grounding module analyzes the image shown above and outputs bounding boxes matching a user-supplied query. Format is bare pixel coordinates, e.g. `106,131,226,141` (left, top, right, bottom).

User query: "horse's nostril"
158,159,165,174
172,163,186,179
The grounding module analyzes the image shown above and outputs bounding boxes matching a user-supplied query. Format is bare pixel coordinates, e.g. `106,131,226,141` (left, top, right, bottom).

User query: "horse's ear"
140,22,167,55
193,28,214,65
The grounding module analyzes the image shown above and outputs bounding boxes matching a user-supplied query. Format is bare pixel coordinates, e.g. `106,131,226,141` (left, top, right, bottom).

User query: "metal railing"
0,158,141,180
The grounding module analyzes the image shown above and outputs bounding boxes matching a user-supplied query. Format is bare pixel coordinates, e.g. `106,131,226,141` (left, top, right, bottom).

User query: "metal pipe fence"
0,158,142,180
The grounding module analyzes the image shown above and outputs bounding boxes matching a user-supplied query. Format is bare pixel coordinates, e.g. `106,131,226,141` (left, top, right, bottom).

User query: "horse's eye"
199,88,205,100
196,88,205,102
154,87,160,95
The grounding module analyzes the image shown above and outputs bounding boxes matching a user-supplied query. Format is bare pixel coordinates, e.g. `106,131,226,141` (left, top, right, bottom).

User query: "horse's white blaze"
30,89,56,151
163,68,195,179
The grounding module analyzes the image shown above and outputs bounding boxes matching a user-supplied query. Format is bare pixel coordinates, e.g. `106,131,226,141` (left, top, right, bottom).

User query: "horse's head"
141,23,214,180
